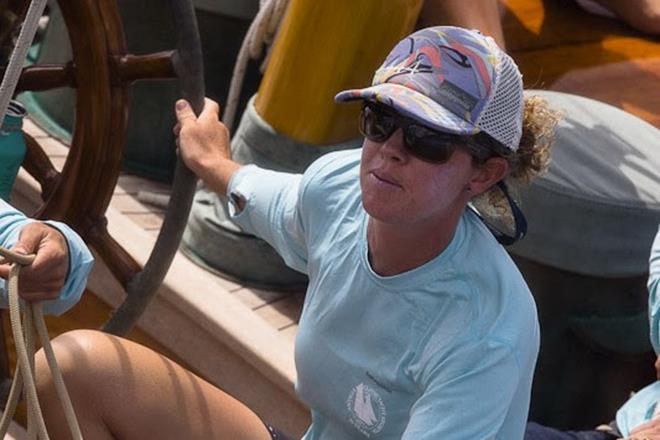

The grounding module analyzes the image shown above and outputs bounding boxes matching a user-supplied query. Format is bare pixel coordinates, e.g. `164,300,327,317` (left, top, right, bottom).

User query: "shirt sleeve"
648,224,660,353
227,165,308,274
0,199,94,315
403,338,523,440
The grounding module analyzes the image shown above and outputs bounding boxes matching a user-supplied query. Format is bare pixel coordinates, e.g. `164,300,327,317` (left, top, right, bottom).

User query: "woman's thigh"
36,329,273,440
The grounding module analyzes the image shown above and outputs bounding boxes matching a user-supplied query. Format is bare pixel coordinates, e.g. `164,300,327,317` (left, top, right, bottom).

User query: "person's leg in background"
576,0,660,35
417,0,507,49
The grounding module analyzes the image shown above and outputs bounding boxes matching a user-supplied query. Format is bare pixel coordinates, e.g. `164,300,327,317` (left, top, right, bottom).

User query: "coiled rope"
0,246,82,440
222,0,290,129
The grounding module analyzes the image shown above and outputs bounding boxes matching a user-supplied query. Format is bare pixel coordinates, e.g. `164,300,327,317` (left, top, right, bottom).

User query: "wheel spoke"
22,132,61,201
111,51,176,83
86,223,141,288
7,63,77,92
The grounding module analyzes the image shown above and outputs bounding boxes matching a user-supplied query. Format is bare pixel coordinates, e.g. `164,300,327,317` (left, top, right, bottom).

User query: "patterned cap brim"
335,83,481,136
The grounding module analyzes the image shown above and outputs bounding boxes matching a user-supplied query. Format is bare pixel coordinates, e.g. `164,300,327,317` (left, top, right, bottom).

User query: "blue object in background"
616,381,660,437
0,101,27,201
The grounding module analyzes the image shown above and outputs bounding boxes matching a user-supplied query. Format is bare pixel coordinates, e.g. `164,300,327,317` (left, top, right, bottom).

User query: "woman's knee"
35,329,124,397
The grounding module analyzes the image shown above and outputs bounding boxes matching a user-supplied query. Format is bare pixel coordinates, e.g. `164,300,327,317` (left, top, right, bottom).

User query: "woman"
36,26,558,439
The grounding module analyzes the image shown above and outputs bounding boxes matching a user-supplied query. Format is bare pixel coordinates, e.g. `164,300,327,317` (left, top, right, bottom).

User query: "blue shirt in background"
615,225,660,436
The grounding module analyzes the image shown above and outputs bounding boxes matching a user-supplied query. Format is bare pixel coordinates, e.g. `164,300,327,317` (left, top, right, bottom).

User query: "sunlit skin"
360,127,508,276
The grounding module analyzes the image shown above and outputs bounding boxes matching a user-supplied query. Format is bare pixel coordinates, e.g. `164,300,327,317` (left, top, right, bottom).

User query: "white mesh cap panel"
476,53,524,151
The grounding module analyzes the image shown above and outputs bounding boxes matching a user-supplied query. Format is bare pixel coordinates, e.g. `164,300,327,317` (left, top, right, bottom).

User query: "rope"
222,0,290,129
0,246,83,440
0,0,48,127
1,9,83,433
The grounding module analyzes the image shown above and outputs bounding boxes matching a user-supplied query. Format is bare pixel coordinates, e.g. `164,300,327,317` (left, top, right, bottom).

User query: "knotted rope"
0,246,82,440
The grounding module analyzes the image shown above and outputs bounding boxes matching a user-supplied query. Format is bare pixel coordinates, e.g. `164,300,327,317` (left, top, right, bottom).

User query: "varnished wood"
112,51,176,83
255,0,423,145
10,64,76,92
21,132,61,201
37,0,125,228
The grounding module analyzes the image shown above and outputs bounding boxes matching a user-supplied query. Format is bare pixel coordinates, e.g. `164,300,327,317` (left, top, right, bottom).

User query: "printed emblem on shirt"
346,383,386,437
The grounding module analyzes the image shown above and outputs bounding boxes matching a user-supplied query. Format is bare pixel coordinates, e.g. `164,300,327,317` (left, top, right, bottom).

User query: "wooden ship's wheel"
0,0,204,335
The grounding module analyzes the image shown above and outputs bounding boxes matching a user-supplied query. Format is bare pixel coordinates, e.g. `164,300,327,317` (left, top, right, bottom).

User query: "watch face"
229,191,247,214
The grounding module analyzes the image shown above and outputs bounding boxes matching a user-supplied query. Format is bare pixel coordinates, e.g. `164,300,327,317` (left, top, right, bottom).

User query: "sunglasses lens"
360,103,469,164
360,105,395,143
404,125,457,163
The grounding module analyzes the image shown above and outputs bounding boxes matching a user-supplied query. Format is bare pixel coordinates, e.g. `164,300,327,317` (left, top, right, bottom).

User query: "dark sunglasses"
359,102,494,164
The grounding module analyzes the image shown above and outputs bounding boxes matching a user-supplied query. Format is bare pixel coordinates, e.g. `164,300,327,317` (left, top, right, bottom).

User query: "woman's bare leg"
35,329,273,440
417,0,507,49
593,0,660,34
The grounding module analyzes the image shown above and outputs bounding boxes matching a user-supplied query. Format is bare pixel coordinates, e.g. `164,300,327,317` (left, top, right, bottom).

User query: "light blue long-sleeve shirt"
0,199,93,315
228,149,540,440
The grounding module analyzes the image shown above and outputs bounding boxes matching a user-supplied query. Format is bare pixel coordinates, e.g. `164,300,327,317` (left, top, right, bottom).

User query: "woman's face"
359,128,478,227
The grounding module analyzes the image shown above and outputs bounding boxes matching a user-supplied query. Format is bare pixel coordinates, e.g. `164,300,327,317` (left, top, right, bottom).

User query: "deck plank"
111,193,162,215
124,212,165,231
279,324,300,344
232,286,294,309
116,174,170,195
254,293,305,330
22,118,51,139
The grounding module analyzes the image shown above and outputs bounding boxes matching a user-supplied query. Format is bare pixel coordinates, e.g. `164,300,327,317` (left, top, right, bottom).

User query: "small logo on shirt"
346,383,386,437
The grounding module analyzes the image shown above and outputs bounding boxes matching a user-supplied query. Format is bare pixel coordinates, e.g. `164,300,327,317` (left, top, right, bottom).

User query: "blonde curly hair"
469,95,562,233
507,94,563,184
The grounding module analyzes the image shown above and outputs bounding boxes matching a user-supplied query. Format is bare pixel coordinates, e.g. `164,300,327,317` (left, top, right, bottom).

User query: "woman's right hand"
173,98,241,195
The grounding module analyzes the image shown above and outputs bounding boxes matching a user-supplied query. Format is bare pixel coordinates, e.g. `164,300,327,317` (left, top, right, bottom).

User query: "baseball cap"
335,26,524,152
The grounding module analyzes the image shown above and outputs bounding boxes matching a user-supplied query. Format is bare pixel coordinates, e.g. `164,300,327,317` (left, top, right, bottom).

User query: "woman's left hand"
0,222,69,302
